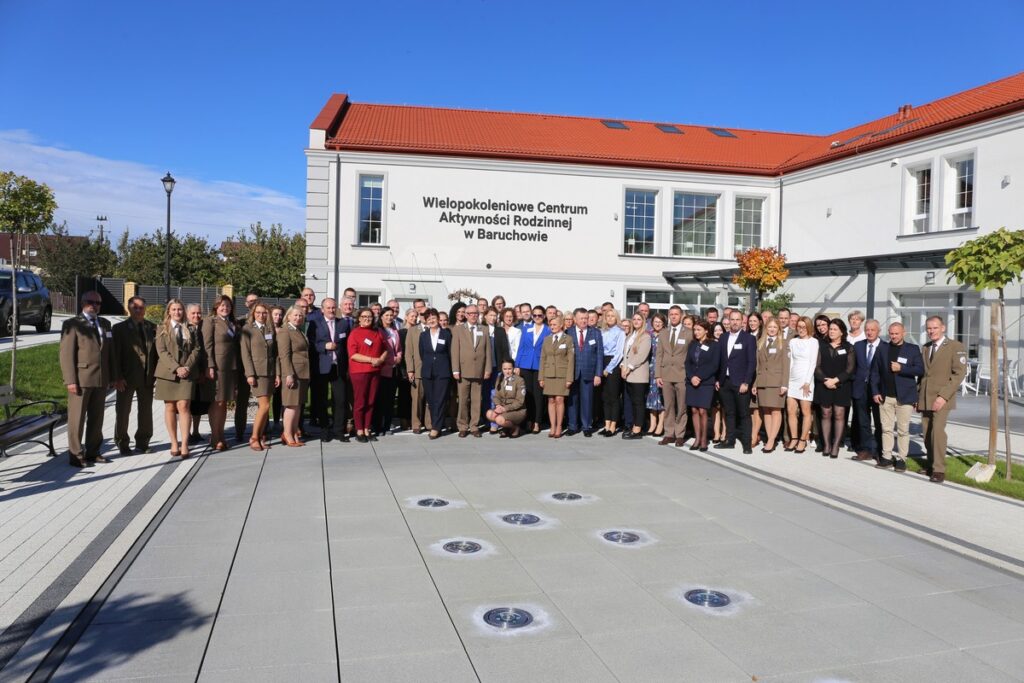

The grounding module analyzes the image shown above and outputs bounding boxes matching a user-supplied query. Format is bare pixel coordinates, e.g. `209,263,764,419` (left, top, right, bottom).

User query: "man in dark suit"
112,296,158,455
418,309,453,439
851,319,883,461
870,322,924,471
59,292,114,467
566,308,603,436
309,297,351,442
716,309,756,453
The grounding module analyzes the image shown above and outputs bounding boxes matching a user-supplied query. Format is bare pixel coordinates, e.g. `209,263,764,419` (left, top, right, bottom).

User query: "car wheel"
36,307,52,333
3,312,16,338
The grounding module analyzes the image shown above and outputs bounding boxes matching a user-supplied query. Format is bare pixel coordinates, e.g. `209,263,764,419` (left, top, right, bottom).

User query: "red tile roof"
314,71,1024,176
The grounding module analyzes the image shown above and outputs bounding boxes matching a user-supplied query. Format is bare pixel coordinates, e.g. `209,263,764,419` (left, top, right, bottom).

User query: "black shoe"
699,445,709,452
69,453,90,468
92,455,112,464
603,429,616,438
135,445,152,454
894,460,907,472
742,447,753,455
583,430,592,438
356,434,368,443
622,431,638,440
321,433,334,443
716,441,735,450
118,446,132,456
368,434,378,441
875,458,894,469
338,435,350,443
564,429,577,437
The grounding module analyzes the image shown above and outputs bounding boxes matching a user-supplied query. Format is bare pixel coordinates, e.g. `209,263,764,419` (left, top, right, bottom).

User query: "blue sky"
1,0,1022,242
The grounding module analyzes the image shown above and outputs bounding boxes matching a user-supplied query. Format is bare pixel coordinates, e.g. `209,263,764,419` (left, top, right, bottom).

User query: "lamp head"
161,172,176,195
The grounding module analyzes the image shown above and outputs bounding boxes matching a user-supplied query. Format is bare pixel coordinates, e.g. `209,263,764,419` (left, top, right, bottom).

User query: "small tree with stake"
946,227,1024,481
733,246,790,310
0,172,57,392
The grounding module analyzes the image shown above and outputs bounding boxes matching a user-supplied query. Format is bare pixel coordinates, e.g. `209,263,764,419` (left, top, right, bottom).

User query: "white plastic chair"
1006,359,1021,398
976,363,991,396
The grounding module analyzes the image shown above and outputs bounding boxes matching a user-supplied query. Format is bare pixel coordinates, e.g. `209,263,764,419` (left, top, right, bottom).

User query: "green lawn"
0,342,68,415
907,453,1024,500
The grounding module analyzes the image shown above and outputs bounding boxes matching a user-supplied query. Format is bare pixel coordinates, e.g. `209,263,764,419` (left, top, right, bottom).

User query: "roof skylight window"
656,124,683,134
708,128,737,138
601,120,629,130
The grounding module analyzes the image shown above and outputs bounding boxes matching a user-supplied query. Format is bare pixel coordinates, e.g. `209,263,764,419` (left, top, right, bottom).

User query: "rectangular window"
623,190,656,255
952,158,974,228
673,193,718,257
912,167,931,233
626,288,717,317
357,175,384,245
733,197,763,253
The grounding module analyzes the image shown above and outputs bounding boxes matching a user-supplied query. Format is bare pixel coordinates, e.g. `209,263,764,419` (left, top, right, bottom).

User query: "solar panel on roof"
601,120,629,130
656,124,683,134
708,128,737,138
870,118,919,137
833,133,870,147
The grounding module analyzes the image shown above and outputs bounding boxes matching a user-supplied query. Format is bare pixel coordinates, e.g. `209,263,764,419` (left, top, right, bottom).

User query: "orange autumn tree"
733,247,790,308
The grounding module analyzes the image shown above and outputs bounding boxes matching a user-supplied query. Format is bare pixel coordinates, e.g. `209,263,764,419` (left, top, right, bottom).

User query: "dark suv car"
0,269,53,336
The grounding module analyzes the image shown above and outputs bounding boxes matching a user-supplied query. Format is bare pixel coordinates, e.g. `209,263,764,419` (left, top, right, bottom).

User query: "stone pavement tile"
775,504,871,535
161,498,253,523
246,493,326,518
797,603,950,663
639,518,748,547
404,508,494,538
199,662,338,682
429,558,543,601
584,625,750,683
241,513,328,544
468,636,617,683
325,512,411,541
488,528,593,557
684,540,800,577
231,539,329,575
881,591,1024,648
324,493,401,517
774,649,1021,683
752,532,871,568
445,592,580,651
807,558,945,601
125,542,236,580
330,536,423,570
51,616,213,682
547,583,681,636
710,508,829,542
599,543,710,584
337,650,476,683
714,566,866,614
335,599,462,660
958,582,1024,624
145,517,247,547
517,552,631,592
881,549,1019,591
964,639,1024,680
95,576,225,624
332,563,441,608
828,523,939,559
201,609,336,671
219,569,332,616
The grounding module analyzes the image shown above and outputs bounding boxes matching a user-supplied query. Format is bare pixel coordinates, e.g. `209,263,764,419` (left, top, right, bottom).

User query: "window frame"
621,187,659,256
903,161,935,234
354,172,388,247
671,190,721,258
732,195,766,254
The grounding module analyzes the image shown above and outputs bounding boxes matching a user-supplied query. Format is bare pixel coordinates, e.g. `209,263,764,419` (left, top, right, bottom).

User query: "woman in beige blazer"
278,305,311,447
155,298,200,457
539,312,574,438
201,295,238,451
620,313,651,440
753,318,790,453
240,301,280,451
487,360,527,437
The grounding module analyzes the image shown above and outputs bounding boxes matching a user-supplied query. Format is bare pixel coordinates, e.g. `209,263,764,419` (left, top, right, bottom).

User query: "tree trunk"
988,298,998,467
1000,290,1012,480
9,230,20,391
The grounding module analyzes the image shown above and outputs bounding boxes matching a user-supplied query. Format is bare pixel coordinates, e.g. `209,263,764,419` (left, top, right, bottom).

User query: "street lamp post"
161,172,176,302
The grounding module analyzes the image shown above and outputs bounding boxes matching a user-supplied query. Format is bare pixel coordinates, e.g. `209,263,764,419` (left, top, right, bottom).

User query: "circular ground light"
502,513,541,526
684,589,731,608
603,531,641,544
483,607,534,629
552,492,583,501
443,541,482,554
417,498,449,508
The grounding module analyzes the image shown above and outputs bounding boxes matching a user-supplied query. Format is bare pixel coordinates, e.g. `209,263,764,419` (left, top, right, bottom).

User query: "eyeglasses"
358,314,372,320
532,313,544,318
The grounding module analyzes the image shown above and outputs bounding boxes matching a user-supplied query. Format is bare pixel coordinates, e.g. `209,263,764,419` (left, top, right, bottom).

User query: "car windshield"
0,274,11,289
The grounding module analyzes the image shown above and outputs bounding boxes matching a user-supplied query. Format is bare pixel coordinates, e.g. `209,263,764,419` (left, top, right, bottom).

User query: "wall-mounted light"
613,213,619,221
391,202,396,210
890,158,900,167
1002,175,1012,189
609,289,614,297
924,271,936,285
826,208,832,218
408,283,417,292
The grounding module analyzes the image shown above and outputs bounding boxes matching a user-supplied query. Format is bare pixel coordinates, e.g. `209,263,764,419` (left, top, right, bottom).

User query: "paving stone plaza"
2,398,1024,682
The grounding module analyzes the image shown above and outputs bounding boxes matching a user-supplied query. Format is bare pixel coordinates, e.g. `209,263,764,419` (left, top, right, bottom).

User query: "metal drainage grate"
443,541,482,554
417,498,449,508
603,531,641,544
552,492,583,501
483,607,534,629
502,513,541,526
684,589,731,608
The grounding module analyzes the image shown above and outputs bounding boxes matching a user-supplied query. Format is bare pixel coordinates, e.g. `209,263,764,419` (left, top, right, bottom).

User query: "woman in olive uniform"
487,360,527,438
278,305,311,447
241,301,280,451
201,295,238,451
754,318,790,453
539,312,575,438
155,298,200,457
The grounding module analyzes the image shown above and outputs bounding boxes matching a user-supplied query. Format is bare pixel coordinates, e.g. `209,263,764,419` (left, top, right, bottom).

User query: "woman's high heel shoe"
249,439,264,451
795,439,808,453
783,440,797,452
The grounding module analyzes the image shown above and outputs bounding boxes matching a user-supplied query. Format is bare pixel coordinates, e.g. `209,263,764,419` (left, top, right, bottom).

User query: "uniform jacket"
278,324,311,381
406,324,426,379
540,332,576,381
241,321,278,379
718,330,757,386
154,322,200,381
756,334,790,389
869,340,924,405
567,325,603,380
655,324,692,383
419,327,453,379
493,374,527,411
60,314,114,388
111,318,157,389
918,337,967,408
451,323,492,378
201,315,238,376
622,330,652,384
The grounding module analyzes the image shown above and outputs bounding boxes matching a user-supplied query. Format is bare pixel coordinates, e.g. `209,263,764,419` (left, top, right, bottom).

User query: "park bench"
0,385,66,458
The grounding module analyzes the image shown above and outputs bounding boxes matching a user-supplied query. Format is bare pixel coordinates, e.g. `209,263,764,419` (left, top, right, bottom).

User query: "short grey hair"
848,310,865,322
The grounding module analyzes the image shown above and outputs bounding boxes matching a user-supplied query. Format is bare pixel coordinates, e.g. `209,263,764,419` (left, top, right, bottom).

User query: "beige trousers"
879,396,912,461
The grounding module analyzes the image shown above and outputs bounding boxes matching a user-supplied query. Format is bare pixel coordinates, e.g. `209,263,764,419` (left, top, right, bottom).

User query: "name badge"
264,333,273,341
338,332,347,339
676,339,686,345
734,343,742,349
105,331,113,338
898,357,908,364
769,348,777,354
437,339,446,345
363,338,373,347
588,339,596,345
700,345,709,351
558,343,567,350
837,349,847,355
505,384,513,391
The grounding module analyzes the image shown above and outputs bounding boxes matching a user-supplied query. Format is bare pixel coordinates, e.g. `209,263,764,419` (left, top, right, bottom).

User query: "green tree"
0,171,57,389
116,229,222,286
221,222,305,297
946,227,1024,480
172,233,222,286
35,221,116,294
758,292,795,314
115,229,165,284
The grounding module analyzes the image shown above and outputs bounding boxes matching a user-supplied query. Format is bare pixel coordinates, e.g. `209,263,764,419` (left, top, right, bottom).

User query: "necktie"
138,321,146,348
867,343,874,364
670,328,677,348
328,319,337,363
89,316,102,344
768,337,775,346
579,330,584,350
929,344,936,362
175,324,184,363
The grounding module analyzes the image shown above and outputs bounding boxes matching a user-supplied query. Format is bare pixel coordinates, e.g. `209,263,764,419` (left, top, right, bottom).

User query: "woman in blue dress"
646,313,666,436
685,319,722,451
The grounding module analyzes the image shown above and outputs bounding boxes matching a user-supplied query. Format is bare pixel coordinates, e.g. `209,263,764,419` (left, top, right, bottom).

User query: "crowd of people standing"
58,288,967,484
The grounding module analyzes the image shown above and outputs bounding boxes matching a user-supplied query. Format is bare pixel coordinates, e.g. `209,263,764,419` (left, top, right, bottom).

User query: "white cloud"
0,130,305,245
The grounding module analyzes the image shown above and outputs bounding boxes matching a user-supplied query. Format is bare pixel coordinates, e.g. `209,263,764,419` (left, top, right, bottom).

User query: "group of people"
58,288,966,483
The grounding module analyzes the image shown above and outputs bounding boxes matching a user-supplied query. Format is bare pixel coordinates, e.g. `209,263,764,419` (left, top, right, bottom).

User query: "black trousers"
422,377,450,431
373,375,397,434
625,381,645,430
519,369,545,427
719,378,752,448
601,357,622,424
234,371,251,439
314,364,350,437
851,393,882,454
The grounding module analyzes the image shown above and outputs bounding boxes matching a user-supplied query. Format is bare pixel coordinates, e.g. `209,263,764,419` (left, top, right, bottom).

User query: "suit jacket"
756,335,790,389
112,318,157,389
201,315,238,376
278,325,311,381
451,323,492,378
622,330,652,384
493,326,513,367
154,323,200,381
309,315,352,376
515,323,550,370
568,326,603,380
419,328,453,379
919,338,967,408
406,324,425,378
655,325,692,383
718,330,757,386
540,332,575,381
869,340,924,405
493,373,526,411
60,314,114,388
241,322,278,379
852,339,882,400
686,338,723,385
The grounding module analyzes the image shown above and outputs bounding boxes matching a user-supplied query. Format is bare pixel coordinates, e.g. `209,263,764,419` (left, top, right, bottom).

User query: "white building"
305,73,1024,370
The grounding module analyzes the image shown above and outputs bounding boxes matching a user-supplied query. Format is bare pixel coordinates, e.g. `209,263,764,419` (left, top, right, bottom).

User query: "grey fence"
137,285,222,311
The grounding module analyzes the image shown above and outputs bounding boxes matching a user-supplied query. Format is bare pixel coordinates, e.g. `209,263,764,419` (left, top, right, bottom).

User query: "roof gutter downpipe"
334,153,341,302
777,175,784,255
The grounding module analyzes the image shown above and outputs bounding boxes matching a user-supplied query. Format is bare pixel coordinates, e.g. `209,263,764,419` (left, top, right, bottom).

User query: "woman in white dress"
785,316,819,453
